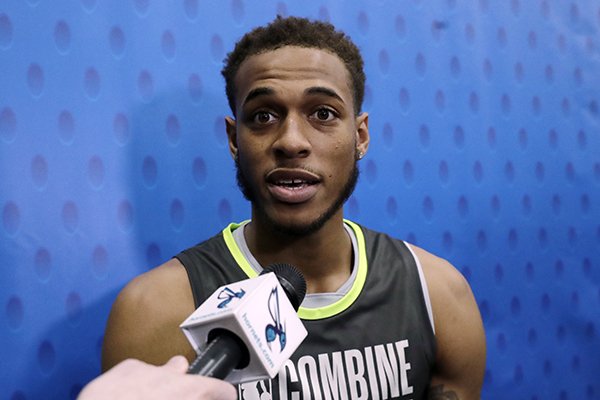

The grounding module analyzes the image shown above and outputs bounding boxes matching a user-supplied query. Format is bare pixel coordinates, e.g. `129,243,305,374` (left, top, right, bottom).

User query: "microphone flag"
180,272,308,384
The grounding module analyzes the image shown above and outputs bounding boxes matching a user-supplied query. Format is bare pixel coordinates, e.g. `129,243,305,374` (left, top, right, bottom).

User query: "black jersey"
176,220,436,400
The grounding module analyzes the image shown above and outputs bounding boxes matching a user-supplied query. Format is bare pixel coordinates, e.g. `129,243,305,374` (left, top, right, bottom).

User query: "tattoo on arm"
427,384,460,400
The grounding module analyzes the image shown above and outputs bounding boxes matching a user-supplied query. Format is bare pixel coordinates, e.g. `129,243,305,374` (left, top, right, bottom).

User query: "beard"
235,157,359,237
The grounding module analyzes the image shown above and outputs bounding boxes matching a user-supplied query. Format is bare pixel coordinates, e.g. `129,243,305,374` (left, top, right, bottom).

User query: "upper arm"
101,259,197,372
412,246,486,399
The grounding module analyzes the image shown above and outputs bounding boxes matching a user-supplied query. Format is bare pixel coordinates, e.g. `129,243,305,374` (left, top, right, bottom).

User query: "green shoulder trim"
222,221,257,278
298,220,368,320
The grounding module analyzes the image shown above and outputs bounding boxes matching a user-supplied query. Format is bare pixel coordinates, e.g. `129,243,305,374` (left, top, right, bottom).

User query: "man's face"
226,46,369,236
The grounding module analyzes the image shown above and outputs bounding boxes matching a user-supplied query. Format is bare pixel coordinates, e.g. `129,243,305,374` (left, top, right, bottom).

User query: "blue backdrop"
1,1,599,399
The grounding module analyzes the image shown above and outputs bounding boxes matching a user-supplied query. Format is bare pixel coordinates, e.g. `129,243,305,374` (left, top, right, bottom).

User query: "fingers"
163,355,237,400
202,379,237,400
164,355,190,372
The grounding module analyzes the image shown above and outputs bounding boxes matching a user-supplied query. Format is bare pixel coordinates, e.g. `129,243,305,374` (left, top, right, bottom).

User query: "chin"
261,205,339,237
270,219,327,237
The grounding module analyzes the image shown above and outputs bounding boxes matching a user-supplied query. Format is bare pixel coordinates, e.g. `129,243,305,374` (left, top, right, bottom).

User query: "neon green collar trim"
221,219,368,320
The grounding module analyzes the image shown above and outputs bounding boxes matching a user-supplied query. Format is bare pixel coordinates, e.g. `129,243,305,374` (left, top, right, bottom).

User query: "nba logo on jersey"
239,380,273,400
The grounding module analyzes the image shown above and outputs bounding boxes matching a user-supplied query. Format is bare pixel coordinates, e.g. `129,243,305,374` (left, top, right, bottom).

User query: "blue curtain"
1,1,599,399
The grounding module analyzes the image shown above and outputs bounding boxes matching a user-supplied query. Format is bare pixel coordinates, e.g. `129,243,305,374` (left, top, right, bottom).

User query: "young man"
102,16,486,399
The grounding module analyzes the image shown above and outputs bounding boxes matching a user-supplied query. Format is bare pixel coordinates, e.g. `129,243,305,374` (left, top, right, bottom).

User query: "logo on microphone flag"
218,286,246,308
265,286,286,352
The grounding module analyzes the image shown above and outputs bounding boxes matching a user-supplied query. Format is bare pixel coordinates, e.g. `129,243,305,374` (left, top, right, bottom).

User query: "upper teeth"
279,179,305,185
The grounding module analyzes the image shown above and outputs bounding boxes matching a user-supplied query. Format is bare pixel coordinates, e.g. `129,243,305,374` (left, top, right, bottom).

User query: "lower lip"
267,183,319,204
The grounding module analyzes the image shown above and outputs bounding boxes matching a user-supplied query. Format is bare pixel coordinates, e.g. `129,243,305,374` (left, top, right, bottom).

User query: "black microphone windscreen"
261,263,307,311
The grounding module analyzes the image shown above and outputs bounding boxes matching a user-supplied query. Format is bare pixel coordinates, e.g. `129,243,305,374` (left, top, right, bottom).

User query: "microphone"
180,263,308,384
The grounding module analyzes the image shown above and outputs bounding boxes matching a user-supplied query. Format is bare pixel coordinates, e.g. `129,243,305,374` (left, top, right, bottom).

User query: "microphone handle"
187,331,245,378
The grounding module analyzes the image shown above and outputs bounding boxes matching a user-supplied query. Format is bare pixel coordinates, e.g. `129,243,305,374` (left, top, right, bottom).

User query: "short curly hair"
221,16,365,115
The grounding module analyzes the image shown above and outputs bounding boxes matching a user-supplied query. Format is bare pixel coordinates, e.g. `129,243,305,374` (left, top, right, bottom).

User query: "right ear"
225,116,238,160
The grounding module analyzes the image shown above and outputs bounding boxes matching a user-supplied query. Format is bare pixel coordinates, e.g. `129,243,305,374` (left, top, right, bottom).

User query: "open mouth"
266,169,321,203
273,178,316,189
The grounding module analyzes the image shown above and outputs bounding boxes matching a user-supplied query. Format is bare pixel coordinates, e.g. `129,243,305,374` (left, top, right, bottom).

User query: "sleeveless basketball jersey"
176,220,436,400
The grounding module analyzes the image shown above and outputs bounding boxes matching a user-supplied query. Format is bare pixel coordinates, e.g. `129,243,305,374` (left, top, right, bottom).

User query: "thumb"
163,355,190,372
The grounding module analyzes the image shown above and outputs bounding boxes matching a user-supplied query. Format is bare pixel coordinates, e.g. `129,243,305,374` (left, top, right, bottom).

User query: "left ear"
355,112,370,158
225,116,238,161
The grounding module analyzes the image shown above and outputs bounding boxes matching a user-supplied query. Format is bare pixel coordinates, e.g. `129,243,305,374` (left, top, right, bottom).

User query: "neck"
244,213,353,294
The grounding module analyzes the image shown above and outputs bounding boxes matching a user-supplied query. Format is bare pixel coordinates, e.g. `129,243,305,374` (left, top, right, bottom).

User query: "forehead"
233,46,353,108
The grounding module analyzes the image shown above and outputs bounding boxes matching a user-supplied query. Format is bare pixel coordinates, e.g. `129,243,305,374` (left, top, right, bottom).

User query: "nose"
272,115,311,159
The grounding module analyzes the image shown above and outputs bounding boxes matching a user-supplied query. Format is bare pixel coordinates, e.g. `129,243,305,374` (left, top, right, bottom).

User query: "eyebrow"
241,86,345,107
305,86,344,103
242,87,275,107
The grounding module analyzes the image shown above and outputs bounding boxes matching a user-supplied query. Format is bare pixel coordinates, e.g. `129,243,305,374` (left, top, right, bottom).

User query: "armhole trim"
404,242,436,334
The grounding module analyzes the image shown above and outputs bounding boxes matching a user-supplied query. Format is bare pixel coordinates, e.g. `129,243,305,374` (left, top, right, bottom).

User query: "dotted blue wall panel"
1,1,599,399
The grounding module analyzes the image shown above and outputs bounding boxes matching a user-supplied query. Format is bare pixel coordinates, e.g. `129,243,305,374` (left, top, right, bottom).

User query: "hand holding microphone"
78,356,237,400
180,263,308,384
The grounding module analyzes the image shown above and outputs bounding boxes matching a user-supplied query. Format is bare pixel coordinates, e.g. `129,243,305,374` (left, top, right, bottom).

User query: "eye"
252,111,276,124
311,107,337,122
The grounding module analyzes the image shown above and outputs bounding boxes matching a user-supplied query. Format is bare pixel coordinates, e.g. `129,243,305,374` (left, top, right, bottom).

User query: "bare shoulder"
407,244,486,399
101,258,197,371
409,244,473,306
